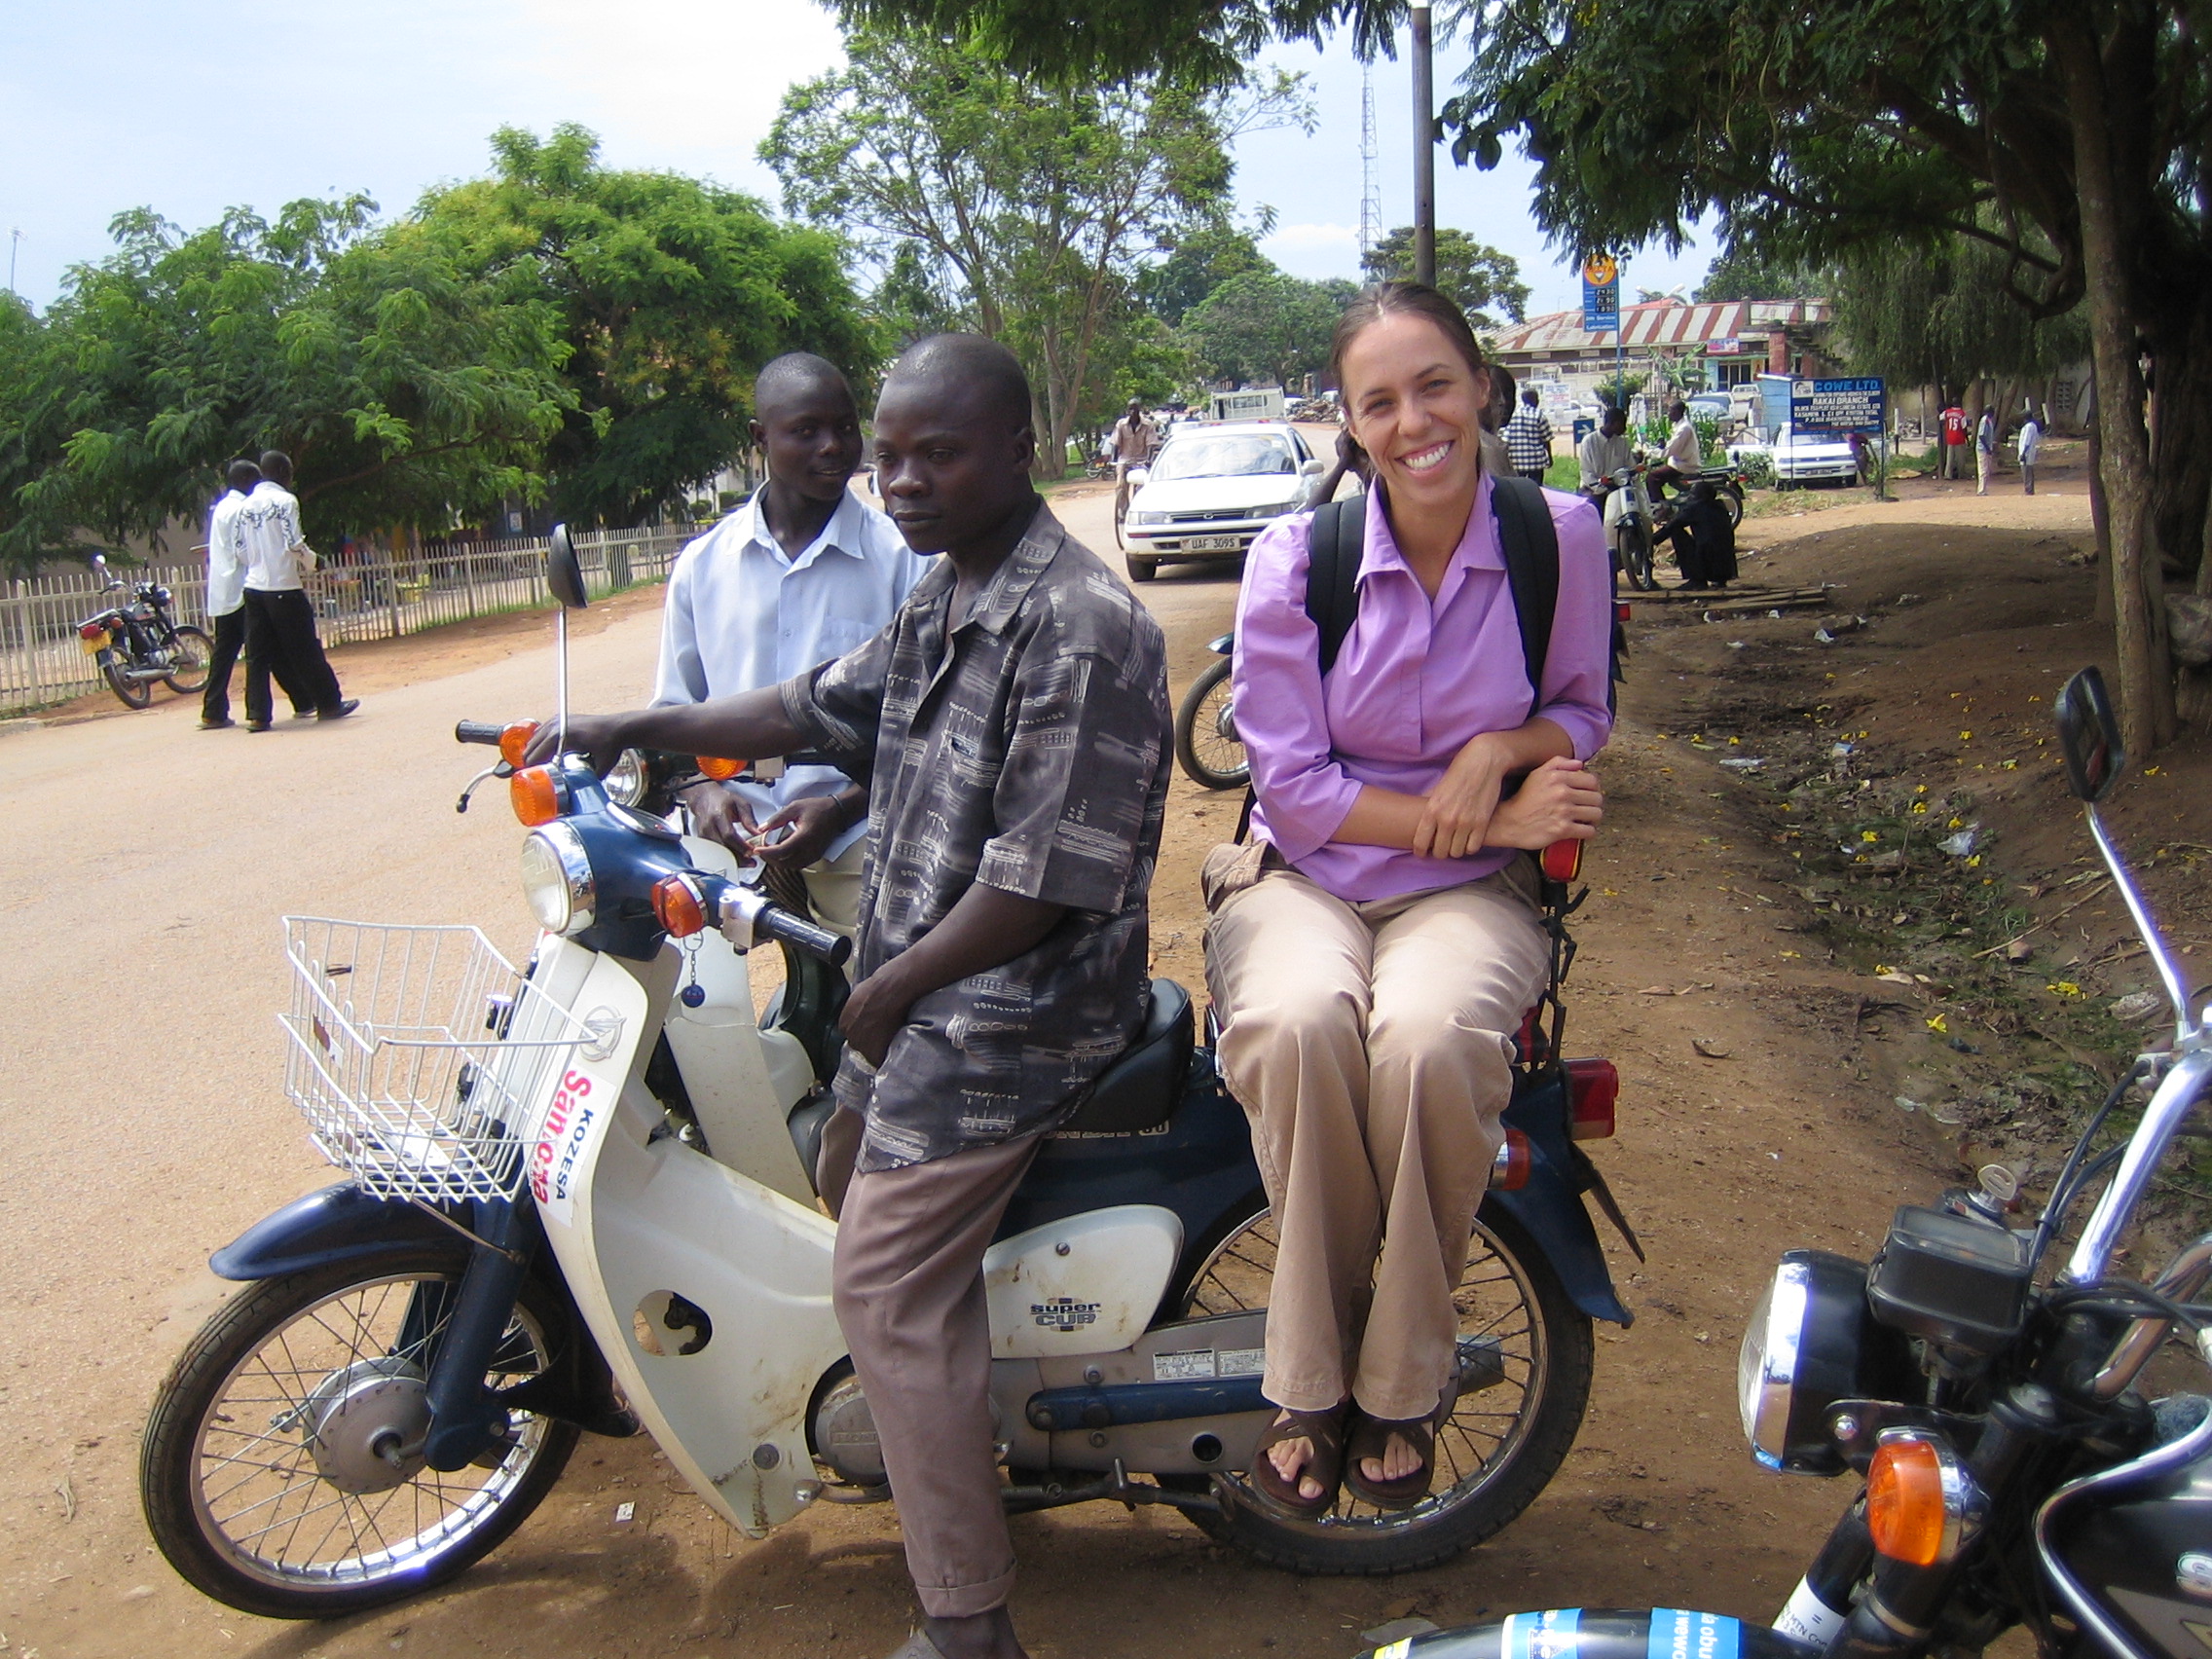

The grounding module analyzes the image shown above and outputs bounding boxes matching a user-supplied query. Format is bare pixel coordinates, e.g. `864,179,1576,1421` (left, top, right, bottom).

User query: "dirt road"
0,478,2149,1659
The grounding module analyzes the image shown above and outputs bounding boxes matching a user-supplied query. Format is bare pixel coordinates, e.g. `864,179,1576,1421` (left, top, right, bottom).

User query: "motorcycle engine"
811,1374,886,1487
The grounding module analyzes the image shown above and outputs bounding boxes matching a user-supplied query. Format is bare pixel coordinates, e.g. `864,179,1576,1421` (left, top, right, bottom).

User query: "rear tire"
1173,657,1247,790
140,1251,580,1619
1718,485,1744,528
1176,1202,1595,1575
162,626,213,694
1615,525,1656,593
101,647,152,709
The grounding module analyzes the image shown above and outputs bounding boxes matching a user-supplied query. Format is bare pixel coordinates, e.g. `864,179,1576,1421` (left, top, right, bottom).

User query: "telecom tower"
1358,65,1381,266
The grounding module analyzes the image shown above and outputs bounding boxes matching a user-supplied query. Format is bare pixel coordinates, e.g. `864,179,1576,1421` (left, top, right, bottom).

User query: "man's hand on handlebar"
521,713,627,774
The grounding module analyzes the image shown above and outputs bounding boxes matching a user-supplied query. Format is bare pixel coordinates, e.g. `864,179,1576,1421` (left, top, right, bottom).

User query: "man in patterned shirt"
1502,386,1555,483
543,334,1170,1659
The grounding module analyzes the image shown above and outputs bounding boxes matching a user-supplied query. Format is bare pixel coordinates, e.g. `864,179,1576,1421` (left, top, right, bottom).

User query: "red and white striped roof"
1489,297,1831,355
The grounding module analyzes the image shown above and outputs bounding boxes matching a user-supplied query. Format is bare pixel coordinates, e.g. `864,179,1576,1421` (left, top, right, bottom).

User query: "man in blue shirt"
653,354,929,935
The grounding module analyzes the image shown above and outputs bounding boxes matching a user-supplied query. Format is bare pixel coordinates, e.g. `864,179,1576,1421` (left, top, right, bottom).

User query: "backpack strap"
1487,474,1560,719
1303,496,1365,677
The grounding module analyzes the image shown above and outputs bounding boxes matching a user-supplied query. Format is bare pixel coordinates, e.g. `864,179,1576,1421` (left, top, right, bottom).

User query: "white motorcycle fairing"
521,932,1192,1537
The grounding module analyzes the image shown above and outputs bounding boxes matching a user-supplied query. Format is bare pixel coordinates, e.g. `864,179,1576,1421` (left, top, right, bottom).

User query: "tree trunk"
2147,310,2212,582
2059,13,2176,755
2088,411,2116,623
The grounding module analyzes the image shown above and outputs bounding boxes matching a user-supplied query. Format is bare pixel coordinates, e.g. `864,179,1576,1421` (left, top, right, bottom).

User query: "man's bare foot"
921,1606,1027,1659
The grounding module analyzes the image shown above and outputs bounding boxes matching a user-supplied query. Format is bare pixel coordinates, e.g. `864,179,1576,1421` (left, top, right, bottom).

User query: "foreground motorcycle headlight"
604,748,648,808
1738,1251,1910,1475
520,822,595,935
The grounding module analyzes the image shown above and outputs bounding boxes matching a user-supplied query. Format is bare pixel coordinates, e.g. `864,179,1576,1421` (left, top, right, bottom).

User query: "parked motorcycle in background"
1367,665,2212,1659
75,552,211,709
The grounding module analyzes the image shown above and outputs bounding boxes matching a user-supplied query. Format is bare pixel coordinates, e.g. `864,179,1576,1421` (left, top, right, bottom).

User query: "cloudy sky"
0,0,1708,318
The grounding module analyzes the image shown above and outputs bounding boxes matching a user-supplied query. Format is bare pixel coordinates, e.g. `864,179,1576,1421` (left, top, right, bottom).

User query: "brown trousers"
831,1134,1041,1619
1204,862,1548,1421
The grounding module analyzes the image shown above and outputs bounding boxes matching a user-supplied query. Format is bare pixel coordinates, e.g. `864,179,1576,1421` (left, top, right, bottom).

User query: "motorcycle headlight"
520,822,595,935
1738,1251,1912,1475
605,748,648,808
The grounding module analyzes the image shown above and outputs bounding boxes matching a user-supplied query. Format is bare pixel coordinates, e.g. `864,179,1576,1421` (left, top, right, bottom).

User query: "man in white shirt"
237,451,354,729
1647,399,1703,499
200,459,313,728
653,352,928,937
2017,409,2044,495
1576,406,1632,501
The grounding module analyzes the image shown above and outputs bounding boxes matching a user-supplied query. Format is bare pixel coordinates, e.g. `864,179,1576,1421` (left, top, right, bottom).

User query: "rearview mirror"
2054,666,2124,802
1299,458,1326,477
546,524,588,610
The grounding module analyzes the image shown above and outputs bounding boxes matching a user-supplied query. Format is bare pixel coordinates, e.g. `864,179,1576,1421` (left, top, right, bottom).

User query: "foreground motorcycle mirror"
2054,666,2123,802
546,523,589,610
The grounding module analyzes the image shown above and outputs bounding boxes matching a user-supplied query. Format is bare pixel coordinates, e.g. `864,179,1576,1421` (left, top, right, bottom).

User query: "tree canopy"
1361,226,1528,330
1180,269,1354,387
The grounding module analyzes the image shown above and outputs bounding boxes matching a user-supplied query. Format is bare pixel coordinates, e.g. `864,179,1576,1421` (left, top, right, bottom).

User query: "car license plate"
1183,535,1241,552
79,633,105,656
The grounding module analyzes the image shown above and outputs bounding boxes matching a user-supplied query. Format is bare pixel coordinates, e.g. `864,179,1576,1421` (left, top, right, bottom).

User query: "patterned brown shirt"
779,502,1170,1171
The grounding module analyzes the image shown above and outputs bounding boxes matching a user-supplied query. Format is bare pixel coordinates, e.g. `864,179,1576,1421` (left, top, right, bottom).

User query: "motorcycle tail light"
695,756,746,781
78,621,104,640
1616,603,1633,622
498,720,539,768
510,765,567,828
651,873,709,940
1541,839,1583,883
1566,1057,1619,1140
1492,1130,1532,1191
1867,1435,1970,1566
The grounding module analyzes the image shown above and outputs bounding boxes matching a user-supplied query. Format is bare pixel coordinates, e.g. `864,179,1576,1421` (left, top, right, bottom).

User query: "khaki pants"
832,1135,1041,1619
1976,448,1995,495
1204,862,1549,1420
801,834,866,939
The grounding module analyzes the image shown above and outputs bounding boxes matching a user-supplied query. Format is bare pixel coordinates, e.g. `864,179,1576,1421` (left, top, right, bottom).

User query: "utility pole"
7,229,20,296
1358,66,1381,267
1410,0,1435,287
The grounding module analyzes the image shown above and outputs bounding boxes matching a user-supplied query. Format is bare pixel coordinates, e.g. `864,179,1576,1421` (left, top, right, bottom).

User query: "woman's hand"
1413,732,1513,859
1485,756,1604,850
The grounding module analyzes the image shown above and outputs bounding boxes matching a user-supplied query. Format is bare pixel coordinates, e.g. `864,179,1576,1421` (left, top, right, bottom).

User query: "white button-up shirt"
652,487,928,860
237,481,313,591
205,490,250,616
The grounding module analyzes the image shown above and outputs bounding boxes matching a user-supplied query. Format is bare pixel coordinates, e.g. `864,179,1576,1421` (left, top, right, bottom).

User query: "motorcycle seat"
1055,978,1195,1136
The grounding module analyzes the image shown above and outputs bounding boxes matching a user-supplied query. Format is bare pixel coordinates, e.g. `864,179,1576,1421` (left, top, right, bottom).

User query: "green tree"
874,242,971,350
1695,242,1825,304
1138,222,1272,324
762,28,1309,473
1361,227,1528,329
419,125,879,528
1,197,574,572
1180,270,1351,388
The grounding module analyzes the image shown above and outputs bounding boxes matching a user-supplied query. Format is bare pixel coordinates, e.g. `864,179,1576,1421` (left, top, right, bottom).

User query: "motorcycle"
139,527,1638,1618
1600,466,1661,593
1365,665,2212,1659
74,551,211,709
1174,632,1247,792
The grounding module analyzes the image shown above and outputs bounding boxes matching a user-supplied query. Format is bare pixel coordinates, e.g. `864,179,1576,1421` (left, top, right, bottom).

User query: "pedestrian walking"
2017,409,2043,496
237,451,355,729
1976,406,1998,496
1938,398,1968,480
1502,387,1555,485
199,459,313,729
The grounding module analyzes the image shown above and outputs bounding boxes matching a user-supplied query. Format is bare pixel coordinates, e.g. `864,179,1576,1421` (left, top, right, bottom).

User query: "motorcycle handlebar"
753,903,852,968
455,720,505,746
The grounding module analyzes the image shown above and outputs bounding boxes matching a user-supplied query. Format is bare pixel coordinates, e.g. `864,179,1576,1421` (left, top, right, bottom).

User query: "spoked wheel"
162,626,214,694
101,646,152,709
1174,656,1248,791
1615,525,1657,593
1176,1203,1593,1575
140,1252,579,1619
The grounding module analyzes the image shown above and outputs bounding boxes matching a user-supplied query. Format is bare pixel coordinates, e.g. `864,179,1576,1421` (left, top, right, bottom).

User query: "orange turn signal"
651,873,709,939
695,756,745,782
1866,1437,1952,1567
498,720,539,769
1541,838,1583,883
510,765,565,828
1492,1130,1532,1192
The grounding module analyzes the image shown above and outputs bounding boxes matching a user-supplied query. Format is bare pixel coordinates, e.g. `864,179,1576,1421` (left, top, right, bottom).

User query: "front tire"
1615,524,1657,593
1125,552,1159,583
140,1252,580,1619
101,647,152,709
162,626,213,694
1174,656,1247,790
1177,1203,1594,1575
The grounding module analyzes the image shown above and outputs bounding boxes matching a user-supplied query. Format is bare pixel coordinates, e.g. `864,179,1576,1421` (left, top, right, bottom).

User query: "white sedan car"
1122,421,1324,581
1730,424,1867,487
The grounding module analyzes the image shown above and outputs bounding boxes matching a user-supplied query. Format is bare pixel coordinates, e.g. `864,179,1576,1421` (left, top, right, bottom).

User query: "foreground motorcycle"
141,528,1637,1618
1174,632,1246,792
75,551,211,709
1370,665,2211,1659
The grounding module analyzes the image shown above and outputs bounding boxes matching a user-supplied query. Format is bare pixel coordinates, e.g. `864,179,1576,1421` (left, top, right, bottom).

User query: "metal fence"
0,527,692,717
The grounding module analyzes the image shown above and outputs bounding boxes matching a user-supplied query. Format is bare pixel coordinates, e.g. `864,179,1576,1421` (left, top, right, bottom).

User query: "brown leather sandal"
1343,1396,1452,1510
1247,1405,1346,1518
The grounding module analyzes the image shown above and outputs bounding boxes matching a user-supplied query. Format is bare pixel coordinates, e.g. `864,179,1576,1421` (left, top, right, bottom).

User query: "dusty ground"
1,466,2201,1659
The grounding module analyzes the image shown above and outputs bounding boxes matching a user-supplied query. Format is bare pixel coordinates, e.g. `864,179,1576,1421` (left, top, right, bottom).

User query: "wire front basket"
279,918,595,1205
